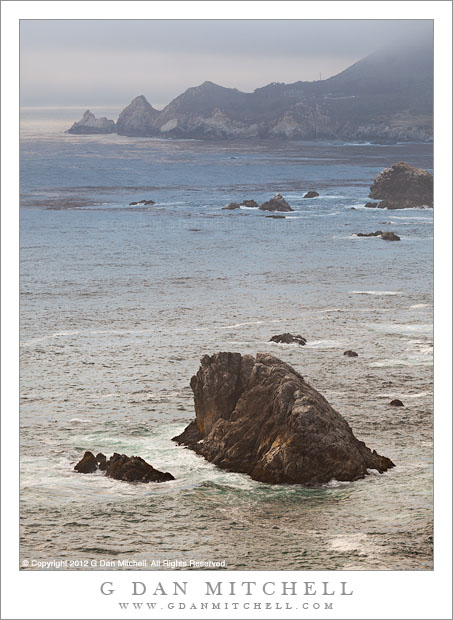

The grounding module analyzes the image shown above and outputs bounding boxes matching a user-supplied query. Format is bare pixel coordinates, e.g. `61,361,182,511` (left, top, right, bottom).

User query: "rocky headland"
366,162,433,209
173,352,394,485
65,42,432,142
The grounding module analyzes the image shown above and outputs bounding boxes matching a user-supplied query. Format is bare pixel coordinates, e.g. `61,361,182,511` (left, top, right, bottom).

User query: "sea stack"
259,193,294,212
116,95,159,136
173,352,394,485
66,110,116,134
366,162,433,209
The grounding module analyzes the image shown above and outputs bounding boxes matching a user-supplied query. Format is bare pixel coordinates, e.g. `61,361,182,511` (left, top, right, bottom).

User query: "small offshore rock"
356,230,400,241
304,191,319,198
106,453,175,483
259,193,294,212
74,451,98,473
129,199,155,206
389,399,404,407
344,350,359,357
222,202,241,210
74,451,174,482
381,231,400,241
266,214,286,219
241,200,259,208
270,333,306,346
364,202,379,208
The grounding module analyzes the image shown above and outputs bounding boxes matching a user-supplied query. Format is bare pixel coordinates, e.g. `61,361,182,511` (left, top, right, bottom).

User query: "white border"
2,2,452,619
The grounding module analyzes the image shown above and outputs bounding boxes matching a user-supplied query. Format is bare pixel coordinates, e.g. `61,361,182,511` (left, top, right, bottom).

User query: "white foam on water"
350,290,401,296
380,391,431,399
69,418,93,424
305,340,344,349
368,323,433,336
410,303,431,309
222,320,264,329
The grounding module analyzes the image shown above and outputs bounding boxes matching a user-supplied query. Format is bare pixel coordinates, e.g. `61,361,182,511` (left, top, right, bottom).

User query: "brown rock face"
259,193,294,212
368,162,433,209
74,451,98,473
106,453,175,483
74,452,174,482
304,191,319,198
173,352,394,485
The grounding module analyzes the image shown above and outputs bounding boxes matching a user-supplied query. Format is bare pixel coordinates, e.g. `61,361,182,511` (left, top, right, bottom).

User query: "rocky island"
366,162,433,209
173,352,394,485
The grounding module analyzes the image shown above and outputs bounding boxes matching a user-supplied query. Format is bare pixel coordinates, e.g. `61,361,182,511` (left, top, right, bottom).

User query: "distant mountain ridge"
67,42,433,142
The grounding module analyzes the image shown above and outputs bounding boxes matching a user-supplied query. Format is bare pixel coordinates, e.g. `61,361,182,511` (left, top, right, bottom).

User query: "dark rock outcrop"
381,231,401,241
266,215,286,219
66,110,116,135
364,202,379,208
222,202,240,210
259,193,293,212
173,352,394,485
389,399,404,407
270,333,306,346
116,95,159,137
106,453,174,483
344,350,358,357
367,162,433,209
356,230,400,241
74,451,174,482
74,451,98,473
304,191,319,198
96,453,107,471
241,200,259,208
129,199,155,206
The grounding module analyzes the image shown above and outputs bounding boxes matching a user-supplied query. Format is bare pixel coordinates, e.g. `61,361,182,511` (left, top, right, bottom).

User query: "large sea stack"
173,352,394,485
116,95,160,136
367,162,433,209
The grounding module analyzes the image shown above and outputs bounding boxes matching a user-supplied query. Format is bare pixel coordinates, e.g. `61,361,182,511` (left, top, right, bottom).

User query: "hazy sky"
20,19,432,108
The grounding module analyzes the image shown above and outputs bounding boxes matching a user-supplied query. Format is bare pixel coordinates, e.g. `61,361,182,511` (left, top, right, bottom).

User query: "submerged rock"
367,162,433,209
173,352,394,485
270,333,306,346
304,191,319,198
74,451,98,473
389,399,404,407
259,193,293,212
266,215,286,219
344,350,358,357
66,110,116,135
74,451,174,482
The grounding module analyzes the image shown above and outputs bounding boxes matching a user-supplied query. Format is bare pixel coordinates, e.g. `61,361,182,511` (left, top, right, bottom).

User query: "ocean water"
20,107,433,570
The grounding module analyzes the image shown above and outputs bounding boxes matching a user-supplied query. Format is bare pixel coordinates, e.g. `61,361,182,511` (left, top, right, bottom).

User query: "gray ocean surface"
20,107,433,570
